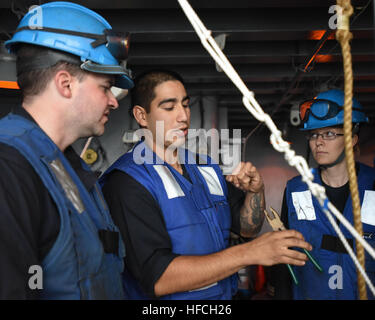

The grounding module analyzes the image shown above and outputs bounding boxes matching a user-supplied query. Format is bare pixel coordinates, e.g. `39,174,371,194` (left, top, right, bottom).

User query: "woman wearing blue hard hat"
0,2,133,299
273,89,375,300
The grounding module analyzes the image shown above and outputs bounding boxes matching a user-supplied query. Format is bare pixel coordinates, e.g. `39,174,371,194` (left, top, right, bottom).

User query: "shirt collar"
12,104,36,123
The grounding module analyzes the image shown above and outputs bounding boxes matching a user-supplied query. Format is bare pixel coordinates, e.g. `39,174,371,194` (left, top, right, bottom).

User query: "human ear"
133,105,148,127
352,134,358,148
54,70,73,98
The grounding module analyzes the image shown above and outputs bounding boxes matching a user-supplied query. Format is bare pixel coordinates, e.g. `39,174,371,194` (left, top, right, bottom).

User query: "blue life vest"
0,113,125,299
101,141,238,300
286,163,375,300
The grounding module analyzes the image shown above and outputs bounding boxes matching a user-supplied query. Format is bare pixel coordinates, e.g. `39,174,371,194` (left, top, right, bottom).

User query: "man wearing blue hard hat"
272,89,375,299
0,2,133,299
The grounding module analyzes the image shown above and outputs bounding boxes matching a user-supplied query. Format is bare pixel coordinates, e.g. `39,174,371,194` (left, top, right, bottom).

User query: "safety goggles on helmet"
15,26,130,62
299,99,362,125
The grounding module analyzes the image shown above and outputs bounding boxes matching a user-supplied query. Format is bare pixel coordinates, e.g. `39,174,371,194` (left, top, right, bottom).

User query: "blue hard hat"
299,89,369,131
5,1,133,89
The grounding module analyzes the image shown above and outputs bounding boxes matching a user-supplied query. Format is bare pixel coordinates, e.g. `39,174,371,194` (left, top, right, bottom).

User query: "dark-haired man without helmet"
0,2,133,299
273,89,375,300
100,69,313,300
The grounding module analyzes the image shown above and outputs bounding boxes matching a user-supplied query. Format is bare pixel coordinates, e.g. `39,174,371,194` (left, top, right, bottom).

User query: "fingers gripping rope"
177,0,375,296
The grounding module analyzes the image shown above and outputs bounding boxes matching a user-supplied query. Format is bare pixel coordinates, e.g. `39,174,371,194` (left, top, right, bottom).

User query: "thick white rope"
177,0,375,295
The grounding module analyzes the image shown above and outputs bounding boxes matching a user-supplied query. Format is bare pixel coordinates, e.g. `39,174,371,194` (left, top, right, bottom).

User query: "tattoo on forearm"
250,193,264,225
240,192,265,237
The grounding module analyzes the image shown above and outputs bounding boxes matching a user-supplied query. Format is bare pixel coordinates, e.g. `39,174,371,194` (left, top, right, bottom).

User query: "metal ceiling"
0,0,374,135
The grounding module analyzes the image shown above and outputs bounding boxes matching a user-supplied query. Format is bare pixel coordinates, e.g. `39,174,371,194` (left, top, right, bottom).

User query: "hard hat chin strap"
319,149,346,170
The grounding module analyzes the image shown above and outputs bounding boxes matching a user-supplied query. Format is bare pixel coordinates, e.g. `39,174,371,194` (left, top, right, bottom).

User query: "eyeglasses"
305,131,344,141
299,99,362,125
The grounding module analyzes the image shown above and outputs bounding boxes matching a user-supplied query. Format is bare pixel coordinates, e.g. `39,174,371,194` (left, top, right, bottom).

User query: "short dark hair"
15,44,86,102
130,69,185,115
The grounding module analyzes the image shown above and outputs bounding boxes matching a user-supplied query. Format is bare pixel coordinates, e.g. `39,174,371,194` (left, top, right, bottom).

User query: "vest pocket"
187,282,223,299
214,200,231,243
79,260,125,299
168,281,224,300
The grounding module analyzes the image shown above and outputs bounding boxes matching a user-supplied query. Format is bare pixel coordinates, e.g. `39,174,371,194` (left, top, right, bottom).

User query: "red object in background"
254,265,266,292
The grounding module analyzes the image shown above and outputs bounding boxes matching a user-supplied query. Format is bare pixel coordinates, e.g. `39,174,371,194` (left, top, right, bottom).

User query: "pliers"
264,206,323,285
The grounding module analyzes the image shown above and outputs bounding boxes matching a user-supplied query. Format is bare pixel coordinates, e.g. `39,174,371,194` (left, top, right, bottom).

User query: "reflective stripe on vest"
152,165,225,198
361,191,375,226
291,190,316,221
197,166,224,196
153,165,185,199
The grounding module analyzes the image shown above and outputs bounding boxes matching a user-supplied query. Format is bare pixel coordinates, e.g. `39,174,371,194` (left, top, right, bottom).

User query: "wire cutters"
264,206,323,285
